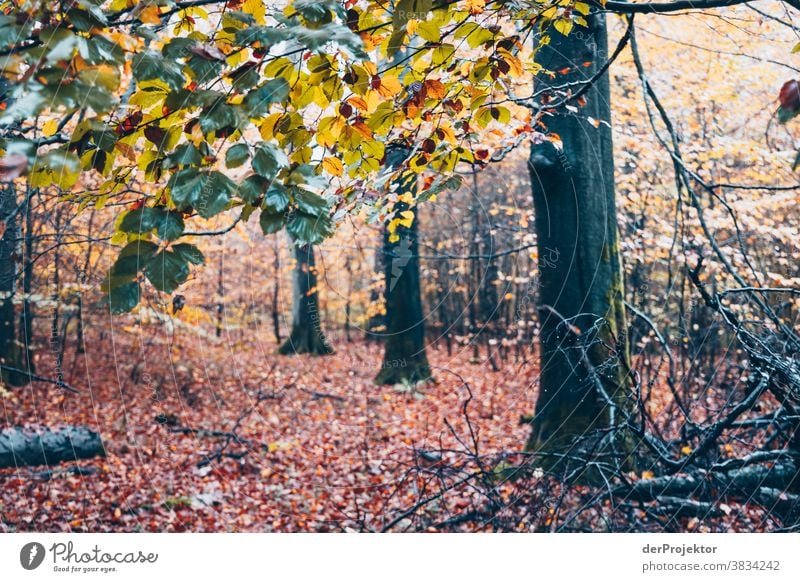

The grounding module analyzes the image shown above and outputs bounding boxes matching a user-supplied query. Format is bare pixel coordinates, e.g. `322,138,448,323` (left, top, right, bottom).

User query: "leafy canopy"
0,0,594,311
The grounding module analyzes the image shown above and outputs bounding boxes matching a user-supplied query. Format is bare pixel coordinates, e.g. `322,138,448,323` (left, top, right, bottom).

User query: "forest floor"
0,318,536,532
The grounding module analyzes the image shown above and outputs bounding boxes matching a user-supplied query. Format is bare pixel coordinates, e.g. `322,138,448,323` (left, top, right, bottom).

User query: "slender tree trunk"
526,13,631,455
344,254,352,342
271,235,281,345
365,232,385,342
19,185,37,363
279,243,333,355
375,146,431,385
0,183,28,386
215,251,224,338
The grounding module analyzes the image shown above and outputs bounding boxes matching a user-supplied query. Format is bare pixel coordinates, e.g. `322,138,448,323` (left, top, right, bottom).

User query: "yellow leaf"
467,0,486,14
322,156,343,176
416,20,441,43
554,19,573,36
681,446,692,455
42,119,58,137
397,210,414,228
377,75,402,97
260,113,282,140
243,0,266,25
541,7,558,20
138,4,162,25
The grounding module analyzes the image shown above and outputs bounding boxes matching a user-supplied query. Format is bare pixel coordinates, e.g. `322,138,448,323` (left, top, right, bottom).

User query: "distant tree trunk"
0,183,29,386
344,254,352,342
279,243,333,355
526,12,631,455
364,232,385,342
375,145,431,385
271,236,281,345
215,251,224,338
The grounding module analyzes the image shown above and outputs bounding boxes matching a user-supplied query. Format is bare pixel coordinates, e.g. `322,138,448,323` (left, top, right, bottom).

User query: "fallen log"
617,461,799,503
0,426,105,469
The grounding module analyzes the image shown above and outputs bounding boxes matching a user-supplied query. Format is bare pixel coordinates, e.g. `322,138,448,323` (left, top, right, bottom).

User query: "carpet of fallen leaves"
0,317,536,532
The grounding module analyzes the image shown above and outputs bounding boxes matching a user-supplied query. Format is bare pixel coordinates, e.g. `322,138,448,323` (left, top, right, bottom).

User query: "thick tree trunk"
527,13,631,455
0,183,29,386
278,243,333,355
0,426,105,468
375,146,431,385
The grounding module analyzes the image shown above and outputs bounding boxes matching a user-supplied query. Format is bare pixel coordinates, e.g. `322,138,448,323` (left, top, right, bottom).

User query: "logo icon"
20,542,45,570
390,235,413,292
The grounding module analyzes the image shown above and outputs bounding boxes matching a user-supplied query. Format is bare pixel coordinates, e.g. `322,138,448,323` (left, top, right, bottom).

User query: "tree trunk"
0,426,105,468
271,235,282,345
364,232,386,342
0,183,29,386
215,251,224,338
375,146,431,385
278,243,333,355
527,13,631,456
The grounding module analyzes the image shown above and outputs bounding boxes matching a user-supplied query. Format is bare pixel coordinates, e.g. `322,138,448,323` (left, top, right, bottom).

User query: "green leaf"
172,243,205,265
266,183,291,212
199,101,240,134
166,143,202,167
133,51,186,91
252,143,288,178
119,207,158,234
286,211,334,245
82,35,124,66
119,206,182,239
168,168,206,210
107,281,141,314
237,175,268,204
291,22,366,60
292,187,329,216
226,143,250,168
259,210,286,235
196,172,237,218
242,78,291,116
235,26,290,46
110,240,159,280
162,37,197,59
144,250,190,293
157,211,185,241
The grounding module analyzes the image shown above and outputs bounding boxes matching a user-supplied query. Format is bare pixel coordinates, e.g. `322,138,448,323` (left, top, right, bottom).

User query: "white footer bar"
1,533,797,581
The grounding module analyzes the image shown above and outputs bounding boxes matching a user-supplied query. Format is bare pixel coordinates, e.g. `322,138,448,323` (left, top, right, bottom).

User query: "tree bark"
0,183,29,386
0,426,105,468
271,235,282,345
375,146,431,385
278,243,333,355
527,13,631,455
